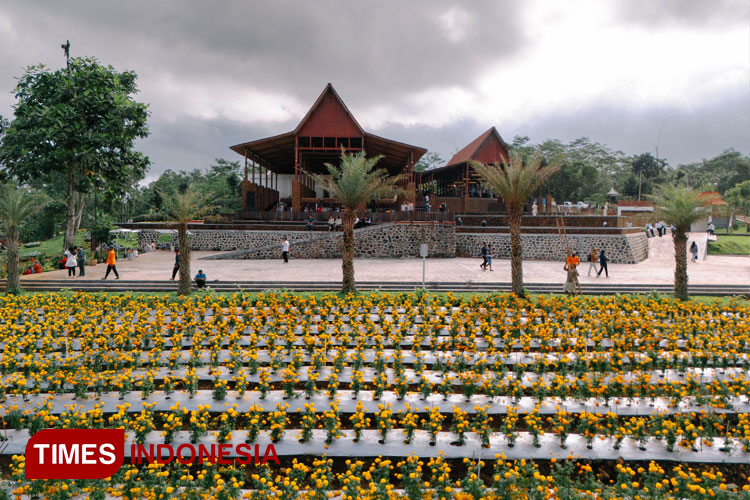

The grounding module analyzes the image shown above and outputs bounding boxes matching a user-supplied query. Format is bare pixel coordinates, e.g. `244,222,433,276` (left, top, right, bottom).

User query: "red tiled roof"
698,191,728,205
445,127,509,167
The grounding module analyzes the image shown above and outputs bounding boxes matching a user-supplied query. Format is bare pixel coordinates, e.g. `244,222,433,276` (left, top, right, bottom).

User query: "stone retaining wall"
138,224,648,263
139,224,456,260
455,232,648,264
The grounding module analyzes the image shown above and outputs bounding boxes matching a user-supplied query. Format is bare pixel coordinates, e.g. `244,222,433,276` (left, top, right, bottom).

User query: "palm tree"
163,187,211,296
312,151,402,294
652,185,704,300
0,183,44,294
470,153,560,295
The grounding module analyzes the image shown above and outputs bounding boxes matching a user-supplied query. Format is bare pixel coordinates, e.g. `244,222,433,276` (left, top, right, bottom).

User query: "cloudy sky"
1,0,748,181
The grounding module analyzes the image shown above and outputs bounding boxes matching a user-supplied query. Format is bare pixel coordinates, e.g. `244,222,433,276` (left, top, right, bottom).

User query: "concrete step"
4,279,748,296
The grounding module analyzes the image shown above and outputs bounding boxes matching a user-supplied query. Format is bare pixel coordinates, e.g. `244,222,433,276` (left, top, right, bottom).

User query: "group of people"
563,248,610,295
22,258,43,275
61,246,87,277
645,221,672,237
326,215,343,231
167,248,209,287
58,245,120,279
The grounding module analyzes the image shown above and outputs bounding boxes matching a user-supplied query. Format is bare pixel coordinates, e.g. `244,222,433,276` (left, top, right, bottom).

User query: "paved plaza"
21,232,749,286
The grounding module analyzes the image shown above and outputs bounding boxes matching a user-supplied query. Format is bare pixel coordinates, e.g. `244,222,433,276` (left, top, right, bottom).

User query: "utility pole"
61,40,70,69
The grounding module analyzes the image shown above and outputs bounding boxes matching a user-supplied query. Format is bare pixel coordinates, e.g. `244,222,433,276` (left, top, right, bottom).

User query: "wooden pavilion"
230,84,427,216
416,127,510,213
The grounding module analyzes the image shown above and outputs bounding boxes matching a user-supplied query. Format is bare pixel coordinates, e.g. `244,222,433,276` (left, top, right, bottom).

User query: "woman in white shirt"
65,246,78,277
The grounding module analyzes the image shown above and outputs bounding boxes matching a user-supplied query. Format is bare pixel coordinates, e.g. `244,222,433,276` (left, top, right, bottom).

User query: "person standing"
563,262,579,295
281,237,290,263
597,249,609,277
690,241,699,262
102,246,119,279
65,246,77,277
587,248,598,277
76,246,86,277
171,249,181,280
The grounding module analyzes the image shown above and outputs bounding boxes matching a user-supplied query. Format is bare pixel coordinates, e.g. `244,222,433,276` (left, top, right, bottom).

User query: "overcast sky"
1,0,748,181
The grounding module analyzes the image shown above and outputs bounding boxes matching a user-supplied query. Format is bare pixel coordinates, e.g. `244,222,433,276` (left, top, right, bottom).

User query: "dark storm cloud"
0,0,525,104
0,1,747,179
614,0,749,28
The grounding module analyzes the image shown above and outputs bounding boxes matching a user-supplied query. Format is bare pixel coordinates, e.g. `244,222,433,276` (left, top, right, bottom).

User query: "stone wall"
139,223,456,260
138,224,649,263
455,232,648,264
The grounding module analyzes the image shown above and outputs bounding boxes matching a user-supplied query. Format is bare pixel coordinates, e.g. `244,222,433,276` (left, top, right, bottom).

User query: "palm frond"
161,187,215,224
469,153,560,208
312,150,402,210
650,185,704,232
0,183,46,228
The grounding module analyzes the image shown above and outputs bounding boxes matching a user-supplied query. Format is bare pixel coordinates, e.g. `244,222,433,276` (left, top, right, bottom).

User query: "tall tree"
0,183,45,294
163,187,211,296
632,153,667,200
652,186,704,300
470,153,559,295
312,151,402,294
0,57,150,251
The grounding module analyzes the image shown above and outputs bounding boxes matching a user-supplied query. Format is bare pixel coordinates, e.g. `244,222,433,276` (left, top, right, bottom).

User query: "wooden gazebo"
417,127,509,213
230,84,427,214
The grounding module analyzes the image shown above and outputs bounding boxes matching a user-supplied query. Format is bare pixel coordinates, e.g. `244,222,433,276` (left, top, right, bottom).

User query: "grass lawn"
714,220,748,234
23,231,88,260
707,234,750,255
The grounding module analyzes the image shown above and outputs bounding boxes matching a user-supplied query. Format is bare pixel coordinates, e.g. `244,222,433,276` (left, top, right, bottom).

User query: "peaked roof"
294,83,364,135
230,84,426,175
445,127,509,167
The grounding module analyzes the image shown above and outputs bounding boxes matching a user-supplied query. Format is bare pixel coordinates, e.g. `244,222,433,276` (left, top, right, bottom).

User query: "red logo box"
25,429,124,479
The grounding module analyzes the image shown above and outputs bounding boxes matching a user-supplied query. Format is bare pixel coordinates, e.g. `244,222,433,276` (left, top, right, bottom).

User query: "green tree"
631,153,667,200
652,186,704,300
470,153,559,295
0,57,150,251
162,187,212,296
130,159,241,221
414,151,444,173
312,151,402,294
0,183,45,293
725,180,750,232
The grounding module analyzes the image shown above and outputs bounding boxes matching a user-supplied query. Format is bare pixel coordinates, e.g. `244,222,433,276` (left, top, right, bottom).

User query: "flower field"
0,291,749,499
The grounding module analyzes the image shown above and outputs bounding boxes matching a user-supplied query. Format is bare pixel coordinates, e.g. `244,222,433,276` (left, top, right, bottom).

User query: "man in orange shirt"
102,246,120,280
566,252,580,268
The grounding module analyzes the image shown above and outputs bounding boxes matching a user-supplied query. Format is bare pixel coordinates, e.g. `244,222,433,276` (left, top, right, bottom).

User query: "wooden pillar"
244,149,248,181
251,153,256,184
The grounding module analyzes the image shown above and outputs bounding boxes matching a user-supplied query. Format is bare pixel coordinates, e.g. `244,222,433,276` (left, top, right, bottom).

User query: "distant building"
617,200,654,217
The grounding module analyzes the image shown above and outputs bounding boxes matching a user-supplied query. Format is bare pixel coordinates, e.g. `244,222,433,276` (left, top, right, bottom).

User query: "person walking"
587,248,598,277
76,246,86,277
102,246,119,279
171,249,181,280
597,249,609,277
281,237,290,263
486,243,494,271
65,246,77,277
480,242,488,271
690,241,699,262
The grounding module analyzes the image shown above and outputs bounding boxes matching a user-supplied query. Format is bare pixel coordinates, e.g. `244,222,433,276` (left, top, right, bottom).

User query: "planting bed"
0,292,749,499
